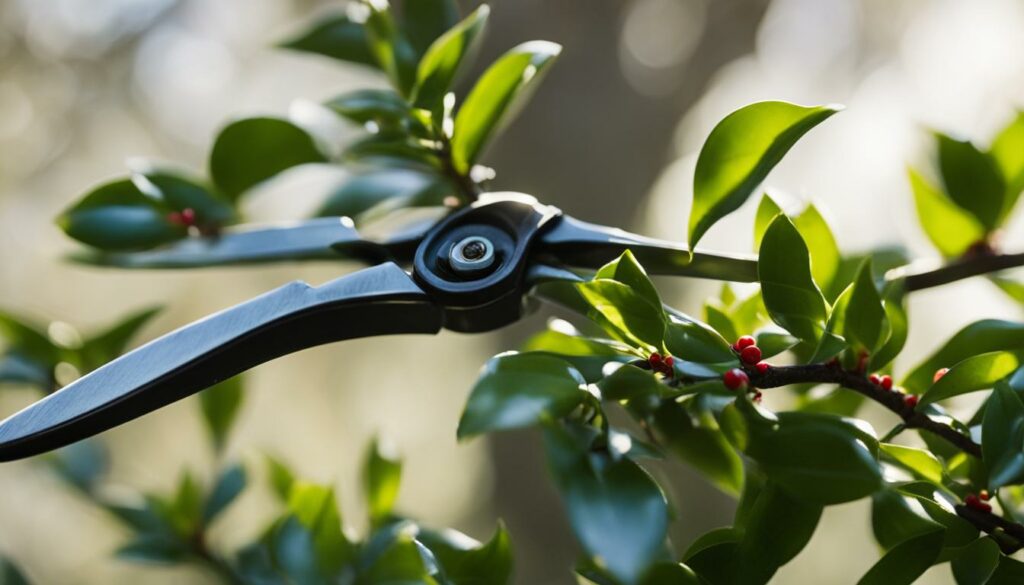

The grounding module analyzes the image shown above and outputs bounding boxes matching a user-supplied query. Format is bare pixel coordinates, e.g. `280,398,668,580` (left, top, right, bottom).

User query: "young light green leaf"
794,203,840,294
903,320,1024,394
991,110,1024,218
209,118,326,202
595,250,662,310
544,425,668,585
58,179,185,251
918,351,1018,406
879,443,943,485
908,168,985,258
279,13,377,67
856,527,944,585
199,376,244,452
363,437,402,524
983,382,1024,489
753,194,783,250
758,215,828,343
458,353,586,439
844,259,887,354
451,41,562,173
689,101,840,249
413,5,490,110
936,133,1006,231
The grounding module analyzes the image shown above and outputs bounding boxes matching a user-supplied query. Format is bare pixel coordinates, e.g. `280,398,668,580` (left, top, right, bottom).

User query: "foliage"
3,1,1024,584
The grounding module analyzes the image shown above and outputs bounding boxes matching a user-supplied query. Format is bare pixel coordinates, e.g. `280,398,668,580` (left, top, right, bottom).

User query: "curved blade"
538,215,759,282
0,263,441,461
74,217,397,268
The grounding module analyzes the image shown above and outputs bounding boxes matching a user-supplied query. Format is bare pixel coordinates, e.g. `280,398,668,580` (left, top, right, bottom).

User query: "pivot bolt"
449,236,496,275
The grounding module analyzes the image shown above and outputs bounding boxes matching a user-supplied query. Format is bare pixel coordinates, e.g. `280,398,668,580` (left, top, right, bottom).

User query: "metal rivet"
449,236,495,274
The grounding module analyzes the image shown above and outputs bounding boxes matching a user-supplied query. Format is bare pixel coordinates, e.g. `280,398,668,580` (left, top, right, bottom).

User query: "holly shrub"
4,1,1024,584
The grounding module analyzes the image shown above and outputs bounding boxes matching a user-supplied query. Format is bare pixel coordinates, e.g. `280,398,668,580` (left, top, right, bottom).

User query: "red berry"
648,352,662,366
740,345,762,365
933,368,949,383
180,208,197,225
755,361,770,374
663,356,674,368
965,494,979,506
880,375,893,391
904,394,918,408
980,489,991,501
723,368,749,390
868,374,880,385
734,336,756,351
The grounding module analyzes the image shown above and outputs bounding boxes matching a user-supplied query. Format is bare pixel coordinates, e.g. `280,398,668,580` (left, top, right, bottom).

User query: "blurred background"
1,0,1023,582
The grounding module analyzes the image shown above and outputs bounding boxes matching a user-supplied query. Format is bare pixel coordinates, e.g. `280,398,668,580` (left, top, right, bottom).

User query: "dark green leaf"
577,280,667,351
209,118,326,202
936,133,1006,230
417,522,514,585
871,289,908,371
315,169,453,220
544,425,668,585
0,354,51,388
683,528,739,585
279,13,377,67
689,101,840,248
364,437,402,524
0,558,30,585
734,482,821,584
598,365,662,405
451,41,562,173
58,179,185,251
665,317,736,364
50,440,108,493
401,0,461,56
286,482,354,573
652,399,743,496
758,215,828,343
359,523,435,583
951,537,1000,585
870,490,943,551
199,376,244,452
204,463,246,524
919,351,1018,407
325,89,411,124
903,320,1024,394
412,6,490,110
116,534,191,565
909,168,985,258
844,259,887,354
983,382,1024,488
363,2,419,96
988,554,1024,584
639,562,702,585
134,169,235,226
856,527,944,585
457,353,586,439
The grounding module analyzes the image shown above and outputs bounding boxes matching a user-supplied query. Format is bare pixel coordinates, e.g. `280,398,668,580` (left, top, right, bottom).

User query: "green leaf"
689,101,840,249
359,523,435,583
758,215,828,343
457,353,586,439
412,5,490,110
116,534,191,565
198,376,244,452
209,117,326,202
544,425,668,585
983,382,1024,488
417,523,514,585
0,311,59,365
598,365,662,405
133,169,235,226
315,169,454,220
743,412,881,505
991,111,1024,218
286,482,354,573
451,41,562,173
279,13,377,66
856,527,944,585
401,0,461,57
0,558,30,585
951,537,1000,585
203,463,246,524
577,280,667,351
871,289,908,371
58,179,185,251
734,482,822,584
596,251,663,310
919,351,1018,406
880,443,944,485
325,89,411,124
909,168,985,258
892,483,979,549
794,203,840,294
989,555,1024,584
936,133,1006,231
0,354,51,388
753,194,783,251
903,320,1024,394
363,437,402,525
363,1,419,96
870,490,943,551
639,563,702,585
522,327,627,358
844,259,887,354
683,528,739,585
265,455,296,503
652,398,743,496
664,316,736,364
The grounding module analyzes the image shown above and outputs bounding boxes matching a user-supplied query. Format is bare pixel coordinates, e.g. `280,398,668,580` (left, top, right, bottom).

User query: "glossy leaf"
595,250,663,310
983,382,1024,488
871,289,908,371
856,527,944,585
544,425,668,585
903,320,1024,394
451,41,562,173
279,13,377,66
918,351,1018,406
325,89,411,124
909,168,985,258
598,365,662,405
734,482,822,584
652,399,744,496
58,179,185,251
758,215,828,343
134,169,235,226
664,316,735,364
413,5,490,110
988,555,1024,584
991,110,1024,217
316,168,454,219
951,537,1000,585
417,523,514,585
844,259,887,354
458,353,586,439
577,280,666,351
880,443,943,485
199,376,244,452
936,133,1005,230
363,438,402,524
209,117,326,202
401,0,461,57
753,194,782,250
203,463,246,524
689,101,839,249
794,205,841,295
870,490,943,551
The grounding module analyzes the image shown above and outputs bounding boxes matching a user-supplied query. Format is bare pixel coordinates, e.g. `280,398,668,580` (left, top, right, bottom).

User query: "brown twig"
890,251,1024,292
955,504,1024,555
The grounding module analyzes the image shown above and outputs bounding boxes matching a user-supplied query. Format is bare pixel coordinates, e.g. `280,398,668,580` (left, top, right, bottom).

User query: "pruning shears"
0,193,757,461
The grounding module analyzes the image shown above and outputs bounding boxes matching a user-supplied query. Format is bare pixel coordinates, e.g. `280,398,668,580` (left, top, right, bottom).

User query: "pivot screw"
449,236,495,275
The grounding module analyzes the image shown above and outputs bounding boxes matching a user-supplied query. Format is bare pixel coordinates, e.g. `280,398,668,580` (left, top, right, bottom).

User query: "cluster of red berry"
722,336,769,402
867,371,920,409
965,490,992,513
647,352,675,377
167,208,197,227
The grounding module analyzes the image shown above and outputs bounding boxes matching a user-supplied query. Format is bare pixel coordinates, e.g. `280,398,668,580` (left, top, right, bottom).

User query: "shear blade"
0,263,442,461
